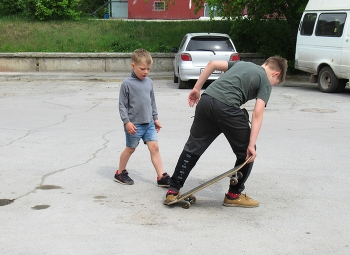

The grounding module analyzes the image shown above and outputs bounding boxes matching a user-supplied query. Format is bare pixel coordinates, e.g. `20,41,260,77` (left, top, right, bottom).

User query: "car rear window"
186,36,234,52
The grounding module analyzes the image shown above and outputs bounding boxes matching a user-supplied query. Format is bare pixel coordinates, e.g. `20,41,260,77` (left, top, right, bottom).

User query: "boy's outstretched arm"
247,98,265,162
188,61,229,107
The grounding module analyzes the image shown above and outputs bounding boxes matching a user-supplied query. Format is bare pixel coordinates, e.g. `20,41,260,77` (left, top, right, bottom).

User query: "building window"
154,1,165,11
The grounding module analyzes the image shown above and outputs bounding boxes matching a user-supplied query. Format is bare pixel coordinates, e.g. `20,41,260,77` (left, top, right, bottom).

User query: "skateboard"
163,156,252,209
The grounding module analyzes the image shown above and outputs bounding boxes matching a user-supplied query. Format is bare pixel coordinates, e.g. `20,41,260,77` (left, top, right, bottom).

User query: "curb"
0,71,174,82
0,71,308,82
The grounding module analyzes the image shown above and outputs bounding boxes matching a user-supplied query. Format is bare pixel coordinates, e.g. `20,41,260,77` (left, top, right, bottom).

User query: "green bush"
230,18,297,73
33,0,82,21
79,0,106,15
0,0,26,15
0,0,82,20
0,0,107,19
230,18,294,58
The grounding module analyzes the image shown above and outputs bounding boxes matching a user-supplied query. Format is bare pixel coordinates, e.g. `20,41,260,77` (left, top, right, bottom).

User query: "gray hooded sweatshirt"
119,71,158,125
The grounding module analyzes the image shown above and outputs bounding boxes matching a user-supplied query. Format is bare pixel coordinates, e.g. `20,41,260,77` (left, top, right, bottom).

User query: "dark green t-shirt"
203,61,272,108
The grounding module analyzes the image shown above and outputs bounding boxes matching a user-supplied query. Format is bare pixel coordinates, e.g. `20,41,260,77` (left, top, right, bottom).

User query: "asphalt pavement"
0,72,349,254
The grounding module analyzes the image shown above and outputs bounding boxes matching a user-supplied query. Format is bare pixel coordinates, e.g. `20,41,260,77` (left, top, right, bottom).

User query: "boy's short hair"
132,48,153,65
264,56,288,83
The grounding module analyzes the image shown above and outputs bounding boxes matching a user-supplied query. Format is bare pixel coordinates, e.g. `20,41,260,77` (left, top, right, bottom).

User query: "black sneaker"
157,173,171,187
114,170,134,185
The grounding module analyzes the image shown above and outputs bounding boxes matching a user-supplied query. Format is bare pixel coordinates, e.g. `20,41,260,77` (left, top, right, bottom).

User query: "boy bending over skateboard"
165,56,287,207
114,49,170,187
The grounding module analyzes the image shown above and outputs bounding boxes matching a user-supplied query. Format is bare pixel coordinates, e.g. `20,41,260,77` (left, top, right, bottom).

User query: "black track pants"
170,94,252,192
170,150,200,190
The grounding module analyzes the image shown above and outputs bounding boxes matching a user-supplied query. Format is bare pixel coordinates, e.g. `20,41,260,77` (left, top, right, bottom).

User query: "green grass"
0,16,232,53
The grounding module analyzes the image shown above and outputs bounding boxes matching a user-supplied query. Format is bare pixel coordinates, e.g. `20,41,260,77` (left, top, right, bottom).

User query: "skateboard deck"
163,156,252,209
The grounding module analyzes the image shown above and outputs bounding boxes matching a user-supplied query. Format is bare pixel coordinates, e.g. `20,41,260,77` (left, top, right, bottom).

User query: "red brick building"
111,0,204,19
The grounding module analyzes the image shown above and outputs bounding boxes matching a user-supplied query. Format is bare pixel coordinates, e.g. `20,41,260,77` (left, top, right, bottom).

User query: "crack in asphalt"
2,97,113,203
0,99,101,147
14,129,115,201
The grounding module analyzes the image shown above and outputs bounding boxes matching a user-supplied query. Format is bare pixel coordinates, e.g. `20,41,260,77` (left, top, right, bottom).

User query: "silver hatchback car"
173,32,240,89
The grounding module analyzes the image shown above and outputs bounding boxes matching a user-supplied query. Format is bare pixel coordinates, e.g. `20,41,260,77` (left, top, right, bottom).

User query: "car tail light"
230,53,240,61
181,53,192,61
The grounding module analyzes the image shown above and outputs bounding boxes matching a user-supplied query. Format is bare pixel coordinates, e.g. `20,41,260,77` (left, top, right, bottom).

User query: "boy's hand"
188,88,201,107
125,122,137,134
154,119,162,133
246,145,256,163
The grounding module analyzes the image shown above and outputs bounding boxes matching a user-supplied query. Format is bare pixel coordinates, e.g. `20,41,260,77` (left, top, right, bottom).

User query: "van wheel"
173,72,178,83
336,79,348,93
178,78,188,89
318,66,340,93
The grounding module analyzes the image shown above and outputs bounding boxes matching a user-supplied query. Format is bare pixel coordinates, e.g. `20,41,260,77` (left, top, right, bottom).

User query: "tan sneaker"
163,190,180,205
223,193,259,207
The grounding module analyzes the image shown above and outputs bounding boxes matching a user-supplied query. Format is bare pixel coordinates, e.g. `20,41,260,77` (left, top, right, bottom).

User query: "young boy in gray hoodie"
114,49,170,187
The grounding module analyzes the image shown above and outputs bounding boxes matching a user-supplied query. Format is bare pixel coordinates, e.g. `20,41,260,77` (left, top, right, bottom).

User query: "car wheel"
318,66,340,93
173,72,178,83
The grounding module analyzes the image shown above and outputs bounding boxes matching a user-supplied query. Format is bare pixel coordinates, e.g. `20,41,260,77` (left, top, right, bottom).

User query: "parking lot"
1,72,349,254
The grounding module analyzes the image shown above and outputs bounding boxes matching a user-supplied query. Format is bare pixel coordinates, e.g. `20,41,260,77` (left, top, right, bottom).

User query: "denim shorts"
124,120,158,148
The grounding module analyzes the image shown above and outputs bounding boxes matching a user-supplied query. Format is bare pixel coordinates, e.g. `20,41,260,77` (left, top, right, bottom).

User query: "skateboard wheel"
230,178,238,185
189,195,196,204
182,201,191,209
237,172,243,179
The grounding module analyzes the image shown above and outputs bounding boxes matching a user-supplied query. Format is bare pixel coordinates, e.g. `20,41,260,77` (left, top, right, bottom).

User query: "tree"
0,0,26,15
0,0,82,20
188,0,309,67
191,0,308,33
32,0,82,21
80,0,107,16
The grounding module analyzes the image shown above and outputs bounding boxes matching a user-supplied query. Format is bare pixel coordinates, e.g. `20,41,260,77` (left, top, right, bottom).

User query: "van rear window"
315,13,347,37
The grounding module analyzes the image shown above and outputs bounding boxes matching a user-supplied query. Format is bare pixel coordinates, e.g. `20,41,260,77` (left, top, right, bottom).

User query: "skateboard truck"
230,171,243,185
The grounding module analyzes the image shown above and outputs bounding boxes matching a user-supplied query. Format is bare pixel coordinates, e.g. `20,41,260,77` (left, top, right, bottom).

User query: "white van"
295,0,350,92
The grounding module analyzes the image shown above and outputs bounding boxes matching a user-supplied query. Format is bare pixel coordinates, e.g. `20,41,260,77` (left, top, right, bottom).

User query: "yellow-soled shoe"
223,193,259,207
163,190,180,205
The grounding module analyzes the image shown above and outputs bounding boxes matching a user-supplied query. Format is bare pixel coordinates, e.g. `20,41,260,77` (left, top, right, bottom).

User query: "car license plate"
200,68,222,74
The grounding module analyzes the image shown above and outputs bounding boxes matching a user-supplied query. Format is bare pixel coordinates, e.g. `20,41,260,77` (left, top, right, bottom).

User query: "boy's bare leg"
118,147,135,174
146,141,164,178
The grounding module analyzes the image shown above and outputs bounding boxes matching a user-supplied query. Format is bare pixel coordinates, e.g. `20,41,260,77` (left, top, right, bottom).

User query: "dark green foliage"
230,18,299,74
32,0,82,21
80,0,108,18
230,18,294,58
0,0,26,15
0,0,82,20
0,0,108,20
80,0,107,14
